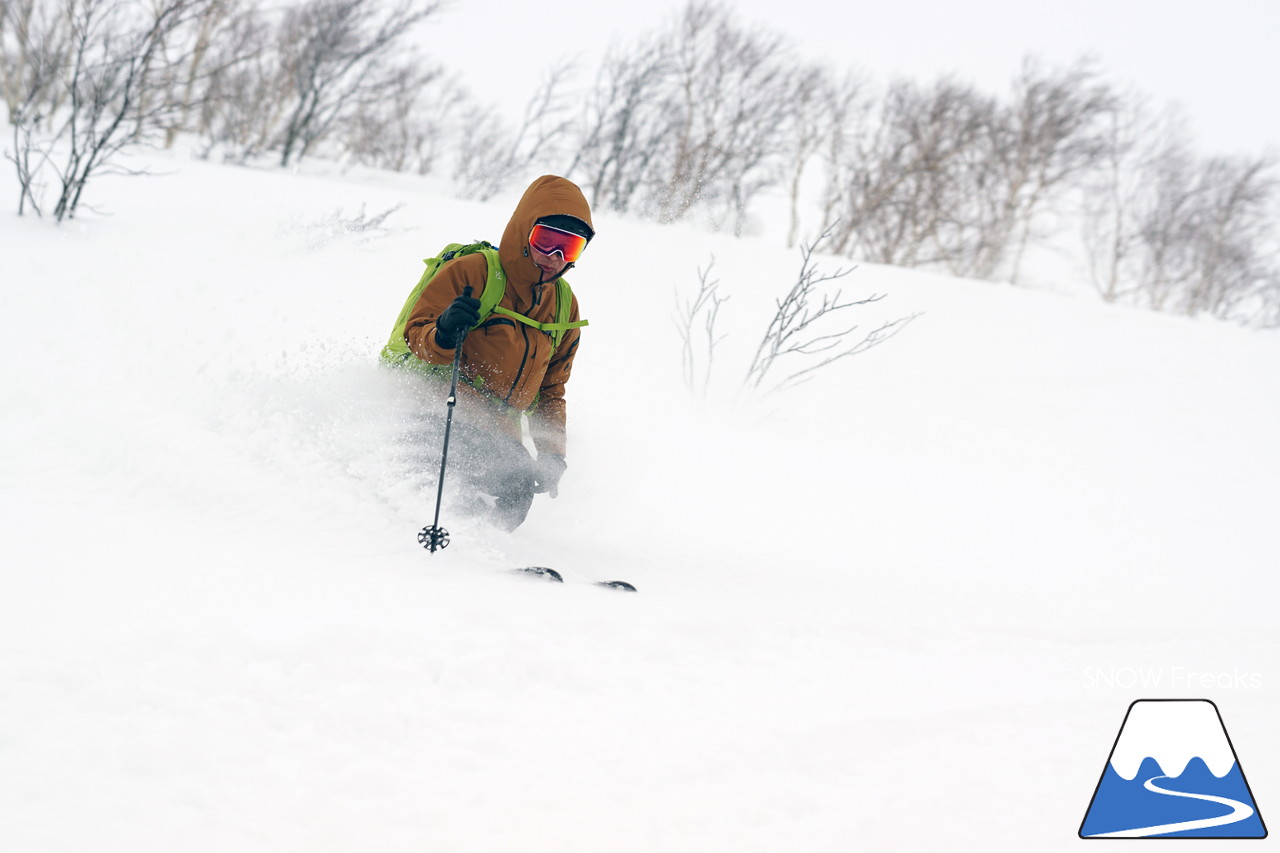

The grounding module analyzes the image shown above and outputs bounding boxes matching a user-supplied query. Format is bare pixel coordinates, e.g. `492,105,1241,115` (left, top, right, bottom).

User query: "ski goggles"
528,223,589,263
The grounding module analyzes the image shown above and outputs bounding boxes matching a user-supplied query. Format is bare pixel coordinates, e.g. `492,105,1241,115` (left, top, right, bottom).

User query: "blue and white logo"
1080,699,1267,838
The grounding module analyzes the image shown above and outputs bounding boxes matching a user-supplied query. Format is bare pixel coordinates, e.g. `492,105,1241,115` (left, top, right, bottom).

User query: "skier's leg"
488,450,536,531
452,424,536,531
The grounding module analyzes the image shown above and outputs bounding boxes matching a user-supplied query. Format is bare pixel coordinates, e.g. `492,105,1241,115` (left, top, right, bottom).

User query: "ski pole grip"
457,285,474,344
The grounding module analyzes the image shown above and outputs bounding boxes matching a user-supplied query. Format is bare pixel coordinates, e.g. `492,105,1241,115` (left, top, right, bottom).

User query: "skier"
386,175,593,532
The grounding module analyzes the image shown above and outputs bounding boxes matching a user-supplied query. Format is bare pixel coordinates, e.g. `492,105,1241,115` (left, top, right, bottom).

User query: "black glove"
434,291,481,349
533,454,567,498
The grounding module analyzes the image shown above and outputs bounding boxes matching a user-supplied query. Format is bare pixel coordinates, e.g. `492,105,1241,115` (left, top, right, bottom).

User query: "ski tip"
515,567,636,591
517,566,564,583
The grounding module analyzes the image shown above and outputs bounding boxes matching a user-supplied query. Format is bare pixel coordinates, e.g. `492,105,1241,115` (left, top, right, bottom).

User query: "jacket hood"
500,175,594,289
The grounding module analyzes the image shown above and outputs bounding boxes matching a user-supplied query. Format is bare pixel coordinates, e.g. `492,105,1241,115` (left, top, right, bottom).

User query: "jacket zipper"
505,324,534,405
502,280,551,404
499,275,555,402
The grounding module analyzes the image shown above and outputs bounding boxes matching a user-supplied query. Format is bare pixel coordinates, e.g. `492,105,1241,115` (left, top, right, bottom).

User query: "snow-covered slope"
2,154,1277,852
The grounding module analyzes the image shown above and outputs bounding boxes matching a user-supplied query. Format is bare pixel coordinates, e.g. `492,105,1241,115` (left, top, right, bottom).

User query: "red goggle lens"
529,223,589,263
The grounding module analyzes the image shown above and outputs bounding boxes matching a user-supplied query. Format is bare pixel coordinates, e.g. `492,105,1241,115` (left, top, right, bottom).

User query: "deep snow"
1,153,1277,852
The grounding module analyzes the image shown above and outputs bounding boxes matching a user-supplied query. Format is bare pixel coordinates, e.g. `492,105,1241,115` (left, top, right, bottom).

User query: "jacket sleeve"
529,294,582,459
403,253,489,365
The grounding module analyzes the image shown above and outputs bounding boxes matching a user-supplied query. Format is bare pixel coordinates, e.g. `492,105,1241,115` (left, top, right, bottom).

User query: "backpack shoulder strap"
472,245,506,330
489,277,588,351
546,278,589,350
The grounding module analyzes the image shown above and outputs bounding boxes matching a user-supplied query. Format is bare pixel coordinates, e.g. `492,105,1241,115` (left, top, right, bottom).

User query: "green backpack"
380,241,588,368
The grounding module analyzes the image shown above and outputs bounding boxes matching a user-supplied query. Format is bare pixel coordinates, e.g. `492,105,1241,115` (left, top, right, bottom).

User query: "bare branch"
674,255,730,396
565,0,796,231
16,0,218,221
456,61,578,200
744,223,918,392
275,0,441,167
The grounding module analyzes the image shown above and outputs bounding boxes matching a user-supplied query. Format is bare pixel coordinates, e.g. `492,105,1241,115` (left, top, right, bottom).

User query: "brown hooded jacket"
403,176,592,458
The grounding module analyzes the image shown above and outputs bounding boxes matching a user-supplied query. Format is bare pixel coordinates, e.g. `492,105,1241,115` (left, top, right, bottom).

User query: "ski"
413,528,638,591
517,566,637,592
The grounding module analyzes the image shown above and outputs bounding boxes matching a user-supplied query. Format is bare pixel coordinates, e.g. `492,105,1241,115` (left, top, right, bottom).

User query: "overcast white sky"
420,0,1279,156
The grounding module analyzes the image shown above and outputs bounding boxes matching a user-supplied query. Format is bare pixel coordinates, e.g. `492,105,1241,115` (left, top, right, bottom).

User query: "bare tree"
565,34,672,215
781,66,824,247
54,0,214,220
968,57,1114,282
3,0,70,215
341,62,444,174
1180,154,1278,322
817,69,872,241
5,0,214,220
821,58,1116,286
455,63,577,201
1083,93,1139,302
744,225,918,393
1082,95,1179,303
1139,138,1204,312
7,101,50,215
783,65,864,249
1257,261,1280,329
566,1,795,230
674,256,730,396
274,0,439,167
654,1,792,229
192,3,285,162
826,75,995,269
2,0,70,125
1082,100,1280,326
154,0,264,149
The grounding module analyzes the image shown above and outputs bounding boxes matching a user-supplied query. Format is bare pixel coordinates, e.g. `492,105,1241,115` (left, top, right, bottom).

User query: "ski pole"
419,286,472,553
